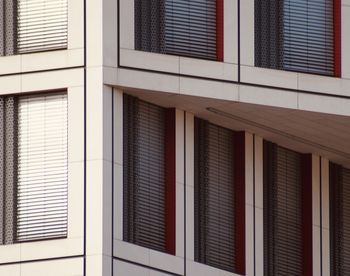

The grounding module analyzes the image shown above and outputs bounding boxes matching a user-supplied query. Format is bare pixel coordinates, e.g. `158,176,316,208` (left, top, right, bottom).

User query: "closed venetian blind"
164,0,218,60
17,0,68,53
264,142,304,276
16,93,68,242
330,164,350,275
123,95,167,252
255,0,335,76
194,118,236,272
135,0,220,60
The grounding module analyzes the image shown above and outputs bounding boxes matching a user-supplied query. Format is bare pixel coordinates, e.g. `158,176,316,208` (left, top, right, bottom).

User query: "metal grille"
194,118,236,272
263,142,303,276
134,0,165,53
16,93,68,242
135,0,218,60
255,0,335,76
330,164,350,275
17,0,68,53
123,95,167,252
0,0,17,56
0,96,18,245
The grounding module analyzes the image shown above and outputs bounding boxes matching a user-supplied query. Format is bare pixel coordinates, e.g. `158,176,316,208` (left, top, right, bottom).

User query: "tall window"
123,95,176,254
330,163,350,275
194,118,245,273
0,0,68,56
263,142,312,276
134,0,223,61
0,93,68,245
255,0,341,76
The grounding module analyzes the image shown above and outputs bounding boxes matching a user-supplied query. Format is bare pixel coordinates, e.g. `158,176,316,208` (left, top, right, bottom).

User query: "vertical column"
185,112,195,266
245,132,254,276
311,155,321,276
86,82,113,276
113,89,123,243
321,158,330,276
175,110,185,259
254,135,264,276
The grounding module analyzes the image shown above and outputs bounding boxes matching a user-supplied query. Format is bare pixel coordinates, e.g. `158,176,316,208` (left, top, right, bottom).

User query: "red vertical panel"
301,154,313,276
234,131,245,274
216,0,224,61
165,109,176,255
334,0,341,77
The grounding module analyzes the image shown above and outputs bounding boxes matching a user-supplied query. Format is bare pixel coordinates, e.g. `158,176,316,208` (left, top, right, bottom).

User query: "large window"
194,118,245,273
255,0,341,76
330,163,350,275
134,0,223,61
0,92,68,245
0,0,68,56
123,95,176,254
263,142,312,276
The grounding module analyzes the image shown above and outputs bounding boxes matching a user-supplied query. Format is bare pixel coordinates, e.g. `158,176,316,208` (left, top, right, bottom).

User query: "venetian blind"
263,142,304,276
255,0,335,76
135,0,219,60
16,93,68,242
194,118,236,272
17,0,68,53
123,95,167,252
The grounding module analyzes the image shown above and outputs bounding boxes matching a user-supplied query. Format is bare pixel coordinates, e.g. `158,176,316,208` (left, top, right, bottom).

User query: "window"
0,93,68,245
255,0,341,76
194,118,245,273
330,163,350,275
123,94,176,254
134,0,223,61
263,142,312,276
0,0,68,56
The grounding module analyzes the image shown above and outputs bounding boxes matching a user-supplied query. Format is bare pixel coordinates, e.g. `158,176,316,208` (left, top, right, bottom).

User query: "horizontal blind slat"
16,93,68,242
17,0,68,53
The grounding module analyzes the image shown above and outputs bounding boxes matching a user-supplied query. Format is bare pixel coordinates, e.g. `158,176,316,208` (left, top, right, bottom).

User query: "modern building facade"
0,0,350,275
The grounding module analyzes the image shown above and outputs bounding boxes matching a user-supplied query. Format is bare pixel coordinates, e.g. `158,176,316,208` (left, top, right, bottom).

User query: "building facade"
0,0,350,275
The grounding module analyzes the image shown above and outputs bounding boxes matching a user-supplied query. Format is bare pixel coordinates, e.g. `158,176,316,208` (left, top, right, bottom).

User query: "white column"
176,109,185,258
185,112,195,262
312,155,321,276
254,135,264,276
245,133,255,276
321,158,330,276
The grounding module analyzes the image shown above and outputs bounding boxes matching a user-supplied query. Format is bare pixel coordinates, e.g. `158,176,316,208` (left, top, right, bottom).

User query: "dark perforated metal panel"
263,142,303,276
255,0,335,76
123,95,167,252
0,96,17,245
194,118,236,272
0,0,17,56
330,164,350,275
134,0,165,53
135,0,218,60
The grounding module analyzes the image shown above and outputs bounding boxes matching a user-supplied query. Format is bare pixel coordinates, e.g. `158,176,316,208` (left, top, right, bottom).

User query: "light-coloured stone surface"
241,66,298,90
